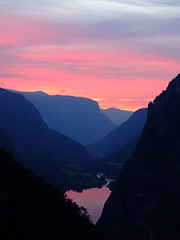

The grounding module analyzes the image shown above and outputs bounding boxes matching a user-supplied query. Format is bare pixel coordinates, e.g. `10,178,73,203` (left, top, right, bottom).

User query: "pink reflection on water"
66,186,111,223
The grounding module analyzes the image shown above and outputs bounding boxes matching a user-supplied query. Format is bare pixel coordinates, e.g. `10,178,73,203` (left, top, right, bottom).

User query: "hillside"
0,148,105,240
0,129,14,154
87,108,147,158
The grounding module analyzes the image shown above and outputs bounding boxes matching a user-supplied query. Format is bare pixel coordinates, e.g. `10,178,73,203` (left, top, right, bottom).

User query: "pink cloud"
0,14,179,110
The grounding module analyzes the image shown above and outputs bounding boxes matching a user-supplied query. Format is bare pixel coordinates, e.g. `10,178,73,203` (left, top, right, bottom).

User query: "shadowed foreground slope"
0,148,105,240
98,74,180,240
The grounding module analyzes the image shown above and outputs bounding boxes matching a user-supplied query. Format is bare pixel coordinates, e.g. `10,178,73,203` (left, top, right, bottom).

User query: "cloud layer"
0,0,179,110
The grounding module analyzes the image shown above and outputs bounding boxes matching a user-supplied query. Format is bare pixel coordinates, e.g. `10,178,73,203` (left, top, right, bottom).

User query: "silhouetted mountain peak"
148,73,180,114
34,90,49,96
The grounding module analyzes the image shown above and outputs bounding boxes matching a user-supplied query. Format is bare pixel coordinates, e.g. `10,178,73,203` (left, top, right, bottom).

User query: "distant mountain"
13,90,116,145
101,108,133,125
98,74,180,240
87,108,147,158
0,88,94,166
0,148,105,240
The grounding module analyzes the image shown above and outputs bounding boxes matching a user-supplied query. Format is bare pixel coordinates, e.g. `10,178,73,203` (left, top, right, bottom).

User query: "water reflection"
66,185,111,223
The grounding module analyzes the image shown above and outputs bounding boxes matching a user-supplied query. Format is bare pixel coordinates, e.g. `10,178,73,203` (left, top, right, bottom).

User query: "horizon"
5,87,134,111
0,1,180,111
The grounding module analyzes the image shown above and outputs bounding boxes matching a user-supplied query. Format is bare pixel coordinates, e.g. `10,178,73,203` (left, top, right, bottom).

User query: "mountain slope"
0,88,93,165
101,108,133,125
0,148,105,240
86,136,140,180
0,129,14,154
98,74,180,240
14,90,116,144
105,135,140,165
87,108,147,157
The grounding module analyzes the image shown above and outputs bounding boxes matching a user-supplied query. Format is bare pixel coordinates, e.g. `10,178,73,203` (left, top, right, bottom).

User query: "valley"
1,74,180,239
1,1,179,239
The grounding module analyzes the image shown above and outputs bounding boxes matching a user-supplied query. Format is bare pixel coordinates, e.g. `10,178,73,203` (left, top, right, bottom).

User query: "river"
65,178,113,223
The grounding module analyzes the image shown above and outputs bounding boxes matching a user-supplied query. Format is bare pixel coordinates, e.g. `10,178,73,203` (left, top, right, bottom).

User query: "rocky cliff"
98,74,180,240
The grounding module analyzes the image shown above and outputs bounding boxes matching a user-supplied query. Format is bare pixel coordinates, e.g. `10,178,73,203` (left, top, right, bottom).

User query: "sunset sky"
0,0,179,111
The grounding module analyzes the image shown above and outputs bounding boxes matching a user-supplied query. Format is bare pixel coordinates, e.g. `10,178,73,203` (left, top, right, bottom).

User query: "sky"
0,0,180,111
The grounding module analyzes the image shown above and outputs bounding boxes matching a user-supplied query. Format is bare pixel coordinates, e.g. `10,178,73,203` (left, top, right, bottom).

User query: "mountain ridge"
0,88,94,165
10,90,117,144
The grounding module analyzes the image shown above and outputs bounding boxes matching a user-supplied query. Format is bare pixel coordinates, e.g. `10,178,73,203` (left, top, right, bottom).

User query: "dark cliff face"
0,88,94,165
0,148,105,240
98,74,180,240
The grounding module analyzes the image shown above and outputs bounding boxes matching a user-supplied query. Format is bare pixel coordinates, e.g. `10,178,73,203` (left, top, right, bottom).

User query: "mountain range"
13,90,117,145
0,88,93,165
98,74,180,240
1,72,180,239
0,88,104,191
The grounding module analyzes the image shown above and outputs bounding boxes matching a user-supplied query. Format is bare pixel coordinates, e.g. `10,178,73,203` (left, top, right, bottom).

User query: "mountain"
0,129,14,154
0,88,94,166
13,90,116,144
86,136,140,180
98,74,180,240
0,148,105,240
101,108,133,125
105,135,140,165
87,108,147,158
104,136,141,178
